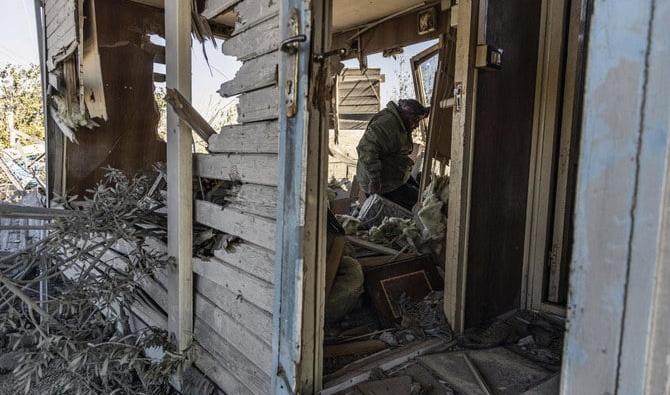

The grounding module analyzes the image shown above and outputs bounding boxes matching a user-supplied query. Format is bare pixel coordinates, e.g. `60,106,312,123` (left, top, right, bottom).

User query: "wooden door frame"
442,0,480,334
561,0,669,392
522,0,587,316
273,0,330,393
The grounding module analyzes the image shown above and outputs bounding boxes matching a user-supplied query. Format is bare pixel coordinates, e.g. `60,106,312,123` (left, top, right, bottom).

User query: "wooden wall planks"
194,200,276,250
193,256,274,312
194,153,278,186
208,121,279,154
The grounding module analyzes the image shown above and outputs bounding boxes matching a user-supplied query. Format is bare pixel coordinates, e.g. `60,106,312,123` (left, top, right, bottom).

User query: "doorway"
279,0,588,392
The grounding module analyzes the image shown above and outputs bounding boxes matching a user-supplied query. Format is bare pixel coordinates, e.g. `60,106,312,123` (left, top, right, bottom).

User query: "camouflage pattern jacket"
356,101,414,194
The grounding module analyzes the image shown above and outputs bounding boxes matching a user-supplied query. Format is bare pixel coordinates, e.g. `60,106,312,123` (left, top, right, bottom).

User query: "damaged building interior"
318,0,576,393
0,0,666,394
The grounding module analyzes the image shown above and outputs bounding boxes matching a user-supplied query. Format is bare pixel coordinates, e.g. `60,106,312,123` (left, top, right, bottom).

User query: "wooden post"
165,0,193,353
444,0,479,334
273,0,330,393
561,0,670,393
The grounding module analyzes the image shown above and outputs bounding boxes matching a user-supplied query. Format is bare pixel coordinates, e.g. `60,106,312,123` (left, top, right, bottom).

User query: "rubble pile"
0,144,45,202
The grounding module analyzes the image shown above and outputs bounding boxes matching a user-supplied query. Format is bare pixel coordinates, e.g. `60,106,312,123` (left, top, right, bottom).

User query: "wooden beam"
165,0,193,356
331,6,448,58
166,88,217,142
444,0,479,334
0,204,82,219
218,51,277,97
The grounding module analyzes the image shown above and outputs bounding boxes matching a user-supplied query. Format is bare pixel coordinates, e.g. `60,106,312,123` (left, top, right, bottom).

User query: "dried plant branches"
0,167,211,395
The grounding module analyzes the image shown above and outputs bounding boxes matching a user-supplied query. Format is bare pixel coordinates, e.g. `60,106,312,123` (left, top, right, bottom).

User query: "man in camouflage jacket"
356,99,429,209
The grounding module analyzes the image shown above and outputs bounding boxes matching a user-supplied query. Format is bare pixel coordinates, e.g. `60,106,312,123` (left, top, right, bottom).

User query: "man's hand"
368,180,382,195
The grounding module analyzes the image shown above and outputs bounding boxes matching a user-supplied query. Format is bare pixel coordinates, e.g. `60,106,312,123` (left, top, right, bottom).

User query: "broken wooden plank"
419,352,486,395
357,254,416,269
212,242,274,284
234,0,279,32
463,353,493,395
201,0,240,19
208,121,279,154
81,0,107,120
321,338,447,395
237,86,279,123
324,340,387,358
193,255,274,313
194,199,275,250
194,153,278,186
218,52,277,97
0,204,81,219
166,88,217,142
222,15,279,61
346,236,400,256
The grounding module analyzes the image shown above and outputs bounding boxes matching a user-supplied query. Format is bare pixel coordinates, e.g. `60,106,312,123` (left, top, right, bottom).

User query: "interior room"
319,0,586,392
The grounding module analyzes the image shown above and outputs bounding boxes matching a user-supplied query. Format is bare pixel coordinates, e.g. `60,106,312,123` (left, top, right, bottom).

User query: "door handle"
281,9,304,118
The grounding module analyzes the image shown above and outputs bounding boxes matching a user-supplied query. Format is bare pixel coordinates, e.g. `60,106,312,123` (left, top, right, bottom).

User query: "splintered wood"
165,88,217,143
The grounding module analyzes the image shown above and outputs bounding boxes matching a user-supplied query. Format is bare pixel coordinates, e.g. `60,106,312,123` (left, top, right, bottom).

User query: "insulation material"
336,214,361,235
417,175,449,240
368,217,421,251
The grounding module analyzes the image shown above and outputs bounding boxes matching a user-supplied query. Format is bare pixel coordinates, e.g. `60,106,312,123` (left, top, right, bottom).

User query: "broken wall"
62,0,166,195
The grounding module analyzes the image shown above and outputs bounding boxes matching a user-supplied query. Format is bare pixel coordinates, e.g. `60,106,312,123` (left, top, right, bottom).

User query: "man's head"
397,99,430,131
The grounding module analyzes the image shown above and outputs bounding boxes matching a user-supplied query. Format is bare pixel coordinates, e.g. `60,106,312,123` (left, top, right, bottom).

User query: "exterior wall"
45,0,77,66
189,0,280,392
64,0,166,196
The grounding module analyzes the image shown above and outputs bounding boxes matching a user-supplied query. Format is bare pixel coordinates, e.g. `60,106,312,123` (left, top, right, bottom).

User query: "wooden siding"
188,0,280,390
45,0,78,65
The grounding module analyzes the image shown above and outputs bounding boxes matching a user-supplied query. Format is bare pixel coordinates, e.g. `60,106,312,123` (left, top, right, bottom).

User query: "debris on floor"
323,176,562,395
323,310,564,395
364,256,443,327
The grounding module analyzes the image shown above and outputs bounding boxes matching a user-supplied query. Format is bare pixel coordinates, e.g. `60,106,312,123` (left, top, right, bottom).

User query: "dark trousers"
381,182,419,211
